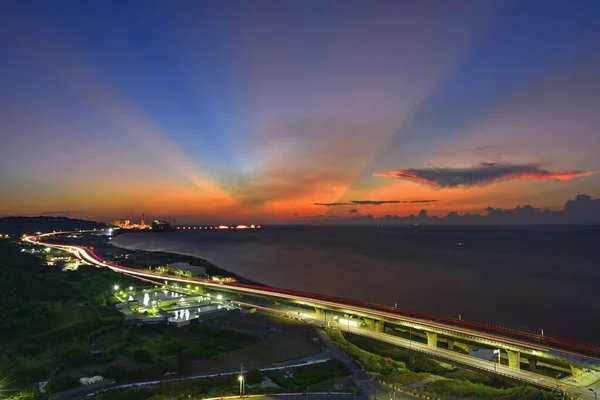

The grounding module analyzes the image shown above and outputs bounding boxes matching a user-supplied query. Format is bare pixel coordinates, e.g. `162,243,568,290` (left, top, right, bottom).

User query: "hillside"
0,216,105,235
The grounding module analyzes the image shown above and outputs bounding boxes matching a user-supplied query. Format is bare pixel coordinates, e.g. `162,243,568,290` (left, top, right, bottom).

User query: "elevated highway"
23,231,600,398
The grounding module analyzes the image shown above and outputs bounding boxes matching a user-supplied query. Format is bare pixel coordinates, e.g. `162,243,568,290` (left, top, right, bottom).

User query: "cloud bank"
374,162,594,188
343,194,600,224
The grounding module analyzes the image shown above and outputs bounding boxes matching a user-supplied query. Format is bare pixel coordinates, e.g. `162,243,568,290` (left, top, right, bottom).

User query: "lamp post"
493,349,501,372
539,328,544,338
238,375,244,397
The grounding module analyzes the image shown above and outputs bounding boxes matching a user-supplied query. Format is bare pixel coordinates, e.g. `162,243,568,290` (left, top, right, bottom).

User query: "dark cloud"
374,162,594,188
303,215,342,220
314,199,438,207
406,200,438,203
39,210,81,216
351,214,375,220
351,200,401,205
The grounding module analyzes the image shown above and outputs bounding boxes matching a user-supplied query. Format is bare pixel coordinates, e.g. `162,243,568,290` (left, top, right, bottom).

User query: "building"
152,220,173,231
79,376,104,385
169,262,206,277
110,219,131,228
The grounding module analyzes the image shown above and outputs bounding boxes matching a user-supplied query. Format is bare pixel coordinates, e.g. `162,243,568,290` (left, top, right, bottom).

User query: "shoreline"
107,239,269,288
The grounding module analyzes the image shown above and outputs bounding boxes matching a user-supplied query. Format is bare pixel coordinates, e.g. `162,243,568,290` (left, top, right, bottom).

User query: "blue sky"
1,0,599,222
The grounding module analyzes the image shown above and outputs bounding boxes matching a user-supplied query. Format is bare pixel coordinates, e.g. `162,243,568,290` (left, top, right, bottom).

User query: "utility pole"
239,363,245,397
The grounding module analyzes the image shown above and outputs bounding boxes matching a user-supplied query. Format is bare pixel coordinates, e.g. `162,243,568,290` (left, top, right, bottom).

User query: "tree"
60,347,90,366
133,348,153,363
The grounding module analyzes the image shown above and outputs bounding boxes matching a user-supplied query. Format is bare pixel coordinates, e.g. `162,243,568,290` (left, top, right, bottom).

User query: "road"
54,357,335,399
25,231,600,399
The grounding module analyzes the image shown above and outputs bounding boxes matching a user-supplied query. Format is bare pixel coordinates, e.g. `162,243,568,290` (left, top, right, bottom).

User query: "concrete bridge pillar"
426,332,438,348
570,365,585,378
507,350,520,370
528,358,537,371
447,340,454,350
374,320,385,332
453,342,470,353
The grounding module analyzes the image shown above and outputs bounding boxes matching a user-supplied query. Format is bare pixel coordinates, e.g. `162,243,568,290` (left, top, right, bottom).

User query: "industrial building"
169,262,207,277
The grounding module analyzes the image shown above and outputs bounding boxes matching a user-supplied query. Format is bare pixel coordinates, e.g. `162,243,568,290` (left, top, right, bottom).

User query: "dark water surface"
110,225,600,343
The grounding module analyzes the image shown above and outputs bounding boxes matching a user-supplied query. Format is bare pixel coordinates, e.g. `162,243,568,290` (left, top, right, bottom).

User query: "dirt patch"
191,311,323,371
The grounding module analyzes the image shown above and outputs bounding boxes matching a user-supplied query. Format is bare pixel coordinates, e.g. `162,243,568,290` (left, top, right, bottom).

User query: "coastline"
108,239,268,287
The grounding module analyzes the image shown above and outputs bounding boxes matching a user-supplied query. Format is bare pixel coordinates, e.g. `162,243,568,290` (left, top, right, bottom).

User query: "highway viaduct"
24,231,600,398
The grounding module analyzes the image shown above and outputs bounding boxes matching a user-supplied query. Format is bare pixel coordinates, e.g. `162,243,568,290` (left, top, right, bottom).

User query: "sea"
110,225,600,344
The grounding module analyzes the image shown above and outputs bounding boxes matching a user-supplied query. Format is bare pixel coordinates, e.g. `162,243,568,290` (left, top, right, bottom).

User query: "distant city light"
113,285,119,290
217,294,223,300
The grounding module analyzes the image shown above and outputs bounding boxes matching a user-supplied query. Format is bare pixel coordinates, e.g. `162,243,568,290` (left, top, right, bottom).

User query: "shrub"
60,347,90,366
133,348,153,363
103,365,130,380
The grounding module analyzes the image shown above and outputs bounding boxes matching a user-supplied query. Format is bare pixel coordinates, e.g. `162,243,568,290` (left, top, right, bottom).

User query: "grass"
90,324,259,380
347,334,451,373
95,359,352,400
264,359,351,390
443,368,517,389
341,331,564,400
382,371,432,387
418,379,564,399
326,328,408,374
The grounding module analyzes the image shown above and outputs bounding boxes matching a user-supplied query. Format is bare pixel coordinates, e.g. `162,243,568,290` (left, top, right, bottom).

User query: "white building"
79,376,104,385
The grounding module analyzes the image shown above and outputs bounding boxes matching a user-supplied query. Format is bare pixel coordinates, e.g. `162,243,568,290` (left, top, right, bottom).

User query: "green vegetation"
86,323,259,381
96,360,352,400
340,331,565,400
0,239,266,397
347,335,451,373
0,242,130,387
153,265,192,278
262,359,350,390
417,379,564,399
326,328,408,374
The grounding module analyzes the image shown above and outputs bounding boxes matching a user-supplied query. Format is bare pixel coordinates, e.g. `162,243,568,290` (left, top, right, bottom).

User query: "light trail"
23,231,600,363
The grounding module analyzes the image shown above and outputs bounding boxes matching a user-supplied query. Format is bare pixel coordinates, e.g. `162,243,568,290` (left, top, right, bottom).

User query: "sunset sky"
1,0,599,223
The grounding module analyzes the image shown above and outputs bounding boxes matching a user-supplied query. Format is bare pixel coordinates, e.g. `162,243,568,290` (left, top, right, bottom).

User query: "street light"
493,349,501,371
113,285,119,291
238,375,244,397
